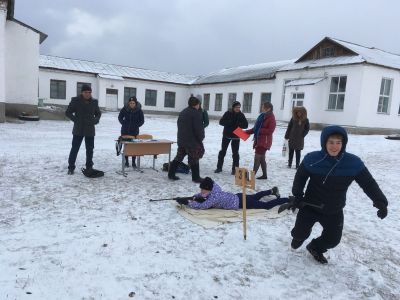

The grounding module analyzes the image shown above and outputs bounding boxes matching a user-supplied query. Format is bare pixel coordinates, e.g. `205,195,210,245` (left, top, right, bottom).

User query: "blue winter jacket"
118,102,144,136
292,125,388,214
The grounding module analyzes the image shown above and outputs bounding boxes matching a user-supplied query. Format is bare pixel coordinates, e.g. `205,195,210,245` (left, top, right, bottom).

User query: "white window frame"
327,76,347,111
243,92,252,113
377,78,392,114
228,93,237,110
215,93,223,111
292,92,304,107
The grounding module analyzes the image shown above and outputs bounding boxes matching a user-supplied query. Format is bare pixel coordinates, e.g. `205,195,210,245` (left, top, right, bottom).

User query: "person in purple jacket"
176,177,289,210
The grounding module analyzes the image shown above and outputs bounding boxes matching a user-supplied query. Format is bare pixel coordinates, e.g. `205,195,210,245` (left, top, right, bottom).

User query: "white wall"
190,80,276,120
275,65,365,126
39,69,191,111
0,8,5,105
356,65,400,129
5,20,40,105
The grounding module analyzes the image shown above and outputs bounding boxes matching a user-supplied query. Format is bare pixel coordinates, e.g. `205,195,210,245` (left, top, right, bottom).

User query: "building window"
377,78,392,113
228,93,237,109
243,93,253,113
322,47,335,58
260,92,271,112
328,76,347,110
145,89,157,106
50,79,66,99
292,93,304,107
164,91,176,108
203,93,210,111
124,87,137,105
76,82,91,96
215,93,223,111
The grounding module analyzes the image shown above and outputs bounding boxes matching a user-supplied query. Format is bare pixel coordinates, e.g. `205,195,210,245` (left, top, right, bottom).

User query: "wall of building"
0,7,6,122
4,20,40,116
275,64,365,126
189,80,276,120
39,69,191,112
356,65,400,130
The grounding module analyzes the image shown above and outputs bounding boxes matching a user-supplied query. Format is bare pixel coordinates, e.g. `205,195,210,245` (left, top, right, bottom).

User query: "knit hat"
199,177,214,191
232,101,241,109
81,84,92,92
188,96,200,107
128,96,137,103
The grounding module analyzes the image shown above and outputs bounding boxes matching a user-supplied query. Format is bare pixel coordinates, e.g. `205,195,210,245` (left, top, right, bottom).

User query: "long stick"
242,184,247,240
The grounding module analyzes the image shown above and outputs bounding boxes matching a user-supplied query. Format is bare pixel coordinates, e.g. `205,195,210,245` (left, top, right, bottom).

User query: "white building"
38,37,400,134
0,0,46,122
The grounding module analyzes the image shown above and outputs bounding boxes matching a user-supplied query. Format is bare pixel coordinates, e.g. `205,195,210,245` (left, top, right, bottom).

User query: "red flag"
233,127,250,141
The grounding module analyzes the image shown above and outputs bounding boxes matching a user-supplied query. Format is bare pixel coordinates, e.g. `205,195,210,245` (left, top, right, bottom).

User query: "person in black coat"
168,96,205,182
283,125,388,264
215,101,248,175
118,96,144,167
65,84,101,175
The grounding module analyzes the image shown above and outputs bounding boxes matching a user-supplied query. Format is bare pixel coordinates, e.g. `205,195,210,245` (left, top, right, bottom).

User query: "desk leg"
168,146,171,164
153,155,156,170
120,146,127,176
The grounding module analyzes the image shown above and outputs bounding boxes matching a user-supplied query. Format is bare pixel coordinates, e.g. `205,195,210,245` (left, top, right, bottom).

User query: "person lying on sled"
176,177,289,209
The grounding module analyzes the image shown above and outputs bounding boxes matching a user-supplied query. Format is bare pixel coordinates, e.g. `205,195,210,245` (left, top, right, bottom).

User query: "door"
106,89,118,111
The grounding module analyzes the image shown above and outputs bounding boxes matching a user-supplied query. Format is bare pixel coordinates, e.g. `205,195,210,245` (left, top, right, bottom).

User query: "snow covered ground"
0,112,399,300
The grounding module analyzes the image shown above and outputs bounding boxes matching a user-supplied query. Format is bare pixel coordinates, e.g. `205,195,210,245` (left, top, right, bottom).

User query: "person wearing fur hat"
245,102,276,179
65,84,101,175
284,106,310,169
215,101,248,175
176,177,288,210
168,96,205,183
283,125,388,264
118,96,145,167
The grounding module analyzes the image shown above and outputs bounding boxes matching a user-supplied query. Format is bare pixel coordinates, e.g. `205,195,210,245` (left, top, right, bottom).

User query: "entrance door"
106,89,118,111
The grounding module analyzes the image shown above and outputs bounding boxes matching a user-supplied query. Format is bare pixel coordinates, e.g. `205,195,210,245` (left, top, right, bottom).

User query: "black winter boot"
168,160,180,180
191,163,204,183
132,156,137,168
306,242,328,264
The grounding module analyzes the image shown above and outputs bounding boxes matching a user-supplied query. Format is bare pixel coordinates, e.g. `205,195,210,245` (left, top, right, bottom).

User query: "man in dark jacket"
168,96,205,182
118,96,144,167
286,125,388,264
65,84,101,175
215,101,248,175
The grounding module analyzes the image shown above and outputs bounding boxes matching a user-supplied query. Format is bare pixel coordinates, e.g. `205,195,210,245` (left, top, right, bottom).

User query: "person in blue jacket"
118,96,144,167
283,125,388,264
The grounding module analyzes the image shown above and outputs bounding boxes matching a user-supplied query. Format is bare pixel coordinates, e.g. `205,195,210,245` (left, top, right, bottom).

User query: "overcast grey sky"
15,0,400,75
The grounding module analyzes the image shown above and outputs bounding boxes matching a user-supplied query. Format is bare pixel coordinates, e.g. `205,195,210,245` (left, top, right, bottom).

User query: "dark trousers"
217,137,240,170
237,191,289,209
291,206,344,253
288,148,301,167
68,135,94,170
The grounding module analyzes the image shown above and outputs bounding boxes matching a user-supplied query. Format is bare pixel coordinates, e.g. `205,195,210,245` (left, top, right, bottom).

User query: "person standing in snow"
215,101,248,175
245,102,276,179
65,84,101,175
284,106,310,169
168,96,205,183
176,177,287,210
282,125,388,264
199,102,209,128
118,96,144,167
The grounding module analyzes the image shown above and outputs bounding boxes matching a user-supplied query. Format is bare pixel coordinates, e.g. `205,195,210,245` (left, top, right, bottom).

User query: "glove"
278,196,302,214
193,196,206,203
374,202,388,219
175,198,189,205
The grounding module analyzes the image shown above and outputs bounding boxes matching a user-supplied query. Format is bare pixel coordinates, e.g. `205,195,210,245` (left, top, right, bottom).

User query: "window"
377,78,392,113
164,91,175,108
50,79,66,99
292,93,304,107
76,82,91,96
215,93,223,111
328,76,347,110
243,93,253,113
228,93,237,109
260,92,271,112
145,89,157,106
124,87,137,105
322,47,335,58
203,93,210,111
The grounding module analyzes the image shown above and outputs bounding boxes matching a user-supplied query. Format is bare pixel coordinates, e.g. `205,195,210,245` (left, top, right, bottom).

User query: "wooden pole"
242,182,247,240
